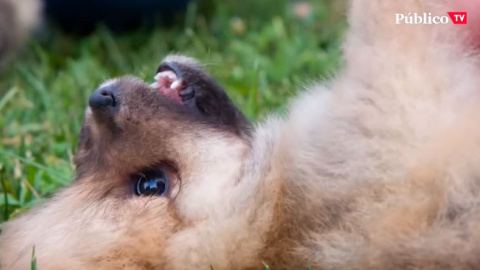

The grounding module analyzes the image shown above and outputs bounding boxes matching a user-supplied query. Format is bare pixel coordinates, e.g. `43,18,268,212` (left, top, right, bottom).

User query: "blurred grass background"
0,0,346,223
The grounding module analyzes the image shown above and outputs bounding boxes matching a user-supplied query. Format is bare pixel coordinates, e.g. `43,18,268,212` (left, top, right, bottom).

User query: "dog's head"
0,56,278,269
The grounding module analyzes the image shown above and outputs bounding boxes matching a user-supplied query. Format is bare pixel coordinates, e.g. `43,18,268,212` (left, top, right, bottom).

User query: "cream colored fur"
3,0,480,269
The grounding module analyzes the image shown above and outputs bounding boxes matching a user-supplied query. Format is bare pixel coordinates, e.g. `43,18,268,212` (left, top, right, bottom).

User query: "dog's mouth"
151,62,194,104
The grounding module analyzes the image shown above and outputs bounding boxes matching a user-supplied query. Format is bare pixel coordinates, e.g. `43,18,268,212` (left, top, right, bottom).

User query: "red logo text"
447,12,467,24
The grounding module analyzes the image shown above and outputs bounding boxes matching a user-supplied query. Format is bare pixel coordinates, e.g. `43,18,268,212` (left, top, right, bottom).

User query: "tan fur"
2,0,480,269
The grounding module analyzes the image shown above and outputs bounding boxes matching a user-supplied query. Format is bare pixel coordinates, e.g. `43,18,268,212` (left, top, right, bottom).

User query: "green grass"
0,0,345,223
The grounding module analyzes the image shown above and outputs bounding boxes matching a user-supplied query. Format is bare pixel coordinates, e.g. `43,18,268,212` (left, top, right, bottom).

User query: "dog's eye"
135,171,168,196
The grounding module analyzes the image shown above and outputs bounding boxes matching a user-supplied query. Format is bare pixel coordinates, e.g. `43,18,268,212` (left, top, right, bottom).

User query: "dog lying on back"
3,0,480,269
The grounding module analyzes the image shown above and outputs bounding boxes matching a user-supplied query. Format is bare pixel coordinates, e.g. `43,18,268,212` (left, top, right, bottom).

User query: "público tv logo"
395,12,467,25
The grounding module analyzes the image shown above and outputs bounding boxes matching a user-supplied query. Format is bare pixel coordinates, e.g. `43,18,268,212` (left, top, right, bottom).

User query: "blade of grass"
0,87,18,112
31,246,37,270
0,167,9,220
0,150,70,183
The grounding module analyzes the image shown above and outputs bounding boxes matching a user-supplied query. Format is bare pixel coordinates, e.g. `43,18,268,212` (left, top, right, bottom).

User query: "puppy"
3,0,480,269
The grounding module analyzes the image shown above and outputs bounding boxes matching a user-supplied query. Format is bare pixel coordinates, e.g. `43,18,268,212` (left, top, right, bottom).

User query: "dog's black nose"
89,85,118,110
